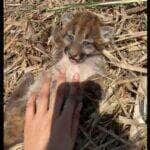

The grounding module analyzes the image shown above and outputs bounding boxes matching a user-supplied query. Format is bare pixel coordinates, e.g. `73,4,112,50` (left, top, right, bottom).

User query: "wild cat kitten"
4,11,114,149
50,11,114,63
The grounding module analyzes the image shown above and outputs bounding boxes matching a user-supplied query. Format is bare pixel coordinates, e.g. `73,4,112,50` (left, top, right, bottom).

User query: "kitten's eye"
82,41,92,46
82,41,95,55
66,34,74,42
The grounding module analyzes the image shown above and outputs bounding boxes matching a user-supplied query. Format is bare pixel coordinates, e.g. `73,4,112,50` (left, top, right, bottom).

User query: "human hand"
24,69,82,150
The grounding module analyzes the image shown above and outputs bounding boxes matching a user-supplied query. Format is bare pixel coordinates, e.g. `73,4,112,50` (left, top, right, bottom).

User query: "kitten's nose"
70,43,81,57
65,46,78,57
68,48,79,58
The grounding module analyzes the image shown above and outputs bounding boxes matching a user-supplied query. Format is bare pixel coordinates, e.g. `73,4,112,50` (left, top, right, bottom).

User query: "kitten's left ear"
100,26,114,43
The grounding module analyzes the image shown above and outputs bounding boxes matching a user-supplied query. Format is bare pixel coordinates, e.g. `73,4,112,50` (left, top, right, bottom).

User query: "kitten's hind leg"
4,72,34,149
5,72,34,104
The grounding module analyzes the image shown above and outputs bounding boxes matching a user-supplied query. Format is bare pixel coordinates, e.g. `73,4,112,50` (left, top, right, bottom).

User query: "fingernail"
73,73,79,81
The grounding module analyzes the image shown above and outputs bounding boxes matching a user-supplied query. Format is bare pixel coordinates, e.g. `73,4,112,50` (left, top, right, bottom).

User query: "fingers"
52,83,65,119
36,71,51,115
25,93,36,125
61,73,82,128
71,102,82,141
48,68,66,120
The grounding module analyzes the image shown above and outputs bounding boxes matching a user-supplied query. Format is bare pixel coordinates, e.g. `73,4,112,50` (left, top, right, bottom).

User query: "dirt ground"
4,0,147,149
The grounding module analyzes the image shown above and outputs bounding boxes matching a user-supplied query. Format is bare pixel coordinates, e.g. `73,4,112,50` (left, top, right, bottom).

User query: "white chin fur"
28,53,105,93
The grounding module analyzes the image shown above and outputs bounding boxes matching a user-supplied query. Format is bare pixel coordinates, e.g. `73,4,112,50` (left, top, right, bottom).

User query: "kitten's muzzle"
65,47,86,63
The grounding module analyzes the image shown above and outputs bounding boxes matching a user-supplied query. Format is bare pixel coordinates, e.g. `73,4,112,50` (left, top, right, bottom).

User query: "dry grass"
4,0,147,150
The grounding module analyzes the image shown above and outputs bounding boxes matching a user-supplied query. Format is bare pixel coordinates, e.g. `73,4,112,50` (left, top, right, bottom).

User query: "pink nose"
69,43,81,57
70,51,78,57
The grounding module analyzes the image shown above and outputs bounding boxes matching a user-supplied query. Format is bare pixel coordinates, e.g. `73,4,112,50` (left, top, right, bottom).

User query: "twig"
24,65,40,73
80,141,91,150
126,5,146,14
94,139,116,149
5,66,20,75
79,126,97,147
110,42,142,53
5,3,22,6
111,144,131,150
4,24,13,33
8,143,24,150
102,50,147,73
113,77,143,86
45,0,147,12
114,31,147,42
117,115,146,127
4,21,23,33
98,125,136,147
4,57,23,74
109,61,147,73
4,34,18,52
32,44,52,59
137,54,147,64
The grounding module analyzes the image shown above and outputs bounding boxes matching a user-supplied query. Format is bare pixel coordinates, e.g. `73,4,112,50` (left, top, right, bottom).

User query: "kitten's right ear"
61,12,74,27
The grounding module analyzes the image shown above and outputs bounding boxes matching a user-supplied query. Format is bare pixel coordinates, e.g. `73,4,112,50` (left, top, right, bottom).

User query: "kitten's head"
53,11,114,63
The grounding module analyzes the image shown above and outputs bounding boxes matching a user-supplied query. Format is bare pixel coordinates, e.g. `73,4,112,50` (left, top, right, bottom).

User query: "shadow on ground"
4,75,137,150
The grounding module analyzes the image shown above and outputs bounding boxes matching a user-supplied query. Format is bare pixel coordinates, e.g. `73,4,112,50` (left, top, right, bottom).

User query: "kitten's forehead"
62,12,102,42
62,12,101,29
71,12,101,28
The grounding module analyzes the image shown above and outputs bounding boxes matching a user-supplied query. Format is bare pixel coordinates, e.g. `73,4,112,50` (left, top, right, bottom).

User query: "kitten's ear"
100,26,114,43
61,12,74,27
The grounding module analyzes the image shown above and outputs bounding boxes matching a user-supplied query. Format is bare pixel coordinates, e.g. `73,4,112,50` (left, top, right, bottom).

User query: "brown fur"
52,11,114,62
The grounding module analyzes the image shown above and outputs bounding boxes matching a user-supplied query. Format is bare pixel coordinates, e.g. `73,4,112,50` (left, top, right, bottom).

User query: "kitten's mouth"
69,55,85,64
69,57,77,64
68,55,81,64
65,48,79,63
